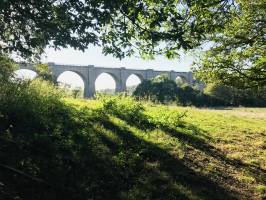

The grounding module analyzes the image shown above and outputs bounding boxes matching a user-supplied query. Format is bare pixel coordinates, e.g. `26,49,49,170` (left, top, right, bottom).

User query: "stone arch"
95,72,118,94
14,69,37,80
126,73,143,86
125,74,143,95
126,73,144,82
56,70,86,83
56,71,85,97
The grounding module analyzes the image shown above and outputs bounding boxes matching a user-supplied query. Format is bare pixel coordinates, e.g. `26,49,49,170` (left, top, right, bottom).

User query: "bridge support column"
187,72,194,85
145,69,154,80
116,68,127,93
84,81,92,98
84,65,96,98
169,70,176,81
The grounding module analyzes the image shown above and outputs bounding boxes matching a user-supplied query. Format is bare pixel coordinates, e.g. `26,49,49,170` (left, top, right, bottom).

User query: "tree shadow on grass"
108,111,266,196
98,118,236,200
1,103,263,200
160,126,266,183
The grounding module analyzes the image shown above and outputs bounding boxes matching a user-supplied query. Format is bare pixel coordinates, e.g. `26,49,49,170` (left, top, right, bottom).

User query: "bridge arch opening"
175,75,187,86
95,73,116,95
57,71,84,98
126,74,142,95
14,69,37,80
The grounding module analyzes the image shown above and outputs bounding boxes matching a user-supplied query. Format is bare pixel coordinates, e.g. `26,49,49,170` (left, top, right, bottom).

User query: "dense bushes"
0,56,89,199
175,85,224,107
98,94,145,121
133,76,177,103
133,75,266,107
0,54,17,82
97,94,186,129
205,83,266,107
133,76,227,107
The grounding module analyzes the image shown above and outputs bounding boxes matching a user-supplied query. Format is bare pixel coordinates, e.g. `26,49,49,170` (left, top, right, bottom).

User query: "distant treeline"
133,75,266,107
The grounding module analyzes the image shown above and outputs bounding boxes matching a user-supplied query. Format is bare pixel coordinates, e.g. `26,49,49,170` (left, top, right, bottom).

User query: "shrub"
204,82,266,107
0,60,95,199
146,106,187,128
0,53,17,82
133,76,232,107
34,63,55,83
97,94,148,127
133,75,178,103
96,94,186,129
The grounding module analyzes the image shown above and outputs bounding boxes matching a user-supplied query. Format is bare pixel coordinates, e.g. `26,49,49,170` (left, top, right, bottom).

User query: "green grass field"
63,97,266,200
2,91,265,200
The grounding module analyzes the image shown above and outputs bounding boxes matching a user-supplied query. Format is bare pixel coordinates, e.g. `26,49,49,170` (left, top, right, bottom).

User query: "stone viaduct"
18,62,194,98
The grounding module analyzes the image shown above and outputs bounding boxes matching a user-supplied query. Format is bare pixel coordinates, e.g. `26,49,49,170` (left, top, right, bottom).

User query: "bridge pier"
85,65,96,98
116,67,127,93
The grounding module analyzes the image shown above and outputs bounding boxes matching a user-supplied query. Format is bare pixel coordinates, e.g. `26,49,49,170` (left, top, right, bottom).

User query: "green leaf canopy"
0,0,233,59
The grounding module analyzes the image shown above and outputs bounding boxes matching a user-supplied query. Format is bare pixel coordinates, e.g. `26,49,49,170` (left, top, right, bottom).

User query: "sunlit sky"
16,45,196,90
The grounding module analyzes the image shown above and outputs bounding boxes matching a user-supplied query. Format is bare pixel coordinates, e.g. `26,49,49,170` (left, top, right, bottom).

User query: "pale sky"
16,45,196,90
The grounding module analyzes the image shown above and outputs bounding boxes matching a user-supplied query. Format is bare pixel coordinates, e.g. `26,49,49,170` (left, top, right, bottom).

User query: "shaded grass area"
1,96,265,200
